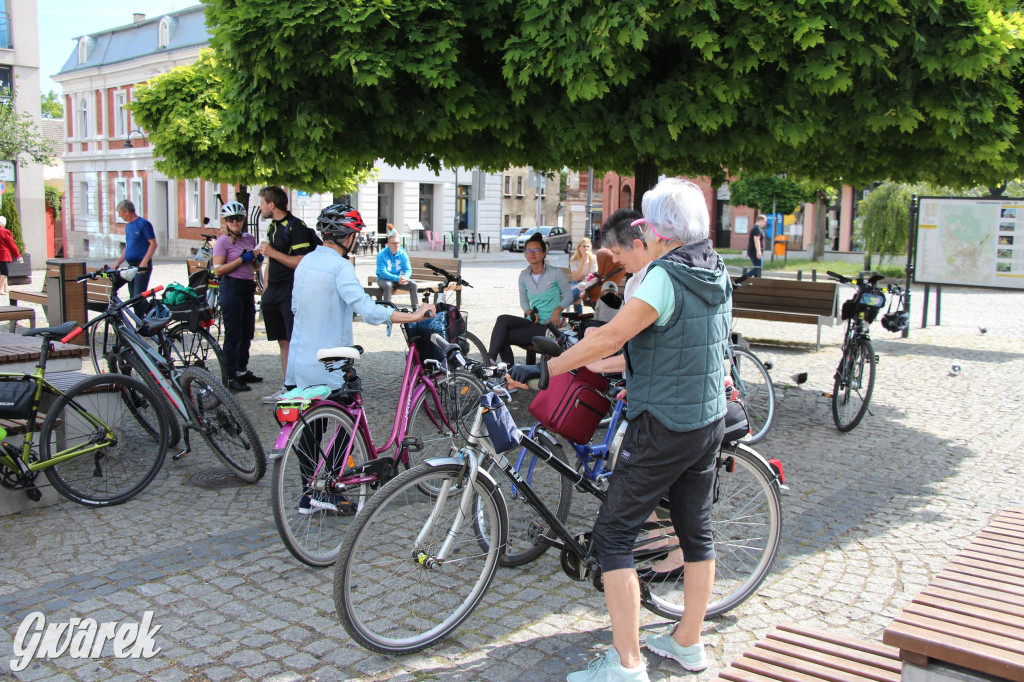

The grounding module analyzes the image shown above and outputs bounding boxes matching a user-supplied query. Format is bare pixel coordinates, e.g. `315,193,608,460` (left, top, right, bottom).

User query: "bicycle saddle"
23,321,78,340
316,345,363,363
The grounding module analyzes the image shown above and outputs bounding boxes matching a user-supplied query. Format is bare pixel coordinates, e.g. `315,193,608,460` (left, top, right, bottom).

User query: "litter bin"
773,235,788,261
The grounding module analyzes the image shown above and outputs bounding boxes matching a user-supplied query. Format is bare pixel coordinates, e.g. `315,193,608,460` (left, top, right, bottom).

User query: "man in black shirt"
255,186,322,403
747,214,766,277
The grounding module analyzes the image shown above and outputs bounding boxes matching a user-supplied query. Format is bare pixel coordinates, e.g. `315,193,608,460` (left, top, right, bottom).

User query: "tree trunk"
633,158,659,211
812,196,828,261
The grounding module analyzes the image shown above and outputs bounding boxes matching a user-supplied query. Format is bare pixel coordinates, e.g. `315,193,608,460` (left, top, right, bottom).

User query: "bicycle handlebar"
423,262,473,288
142,285,164,298
60,327,85,344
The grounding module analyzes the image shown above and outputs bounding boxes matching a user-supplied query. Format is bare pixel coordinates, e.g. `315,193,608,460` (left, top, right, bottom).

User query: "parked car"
500,227,524,251
512,226,572,253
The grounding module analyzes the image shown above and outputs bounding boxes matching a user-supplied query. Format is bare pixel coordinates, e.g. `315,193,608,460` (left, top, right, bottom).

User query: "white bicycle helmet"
220,201,246,219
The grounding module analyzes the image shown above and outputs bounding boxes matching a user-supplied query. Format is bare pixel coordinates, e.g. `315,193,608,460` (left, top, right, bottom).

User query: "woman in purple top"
212,202,263,391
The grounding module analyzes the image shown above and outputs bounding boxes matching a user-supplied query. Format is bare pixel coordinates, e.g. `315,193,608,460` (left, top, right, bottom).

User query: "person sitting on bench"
375,233,418,307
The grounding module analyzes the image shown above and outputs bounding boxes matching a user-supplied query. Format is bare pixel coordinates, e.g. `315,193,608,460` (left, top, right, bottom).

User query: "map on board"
914,197,1024,289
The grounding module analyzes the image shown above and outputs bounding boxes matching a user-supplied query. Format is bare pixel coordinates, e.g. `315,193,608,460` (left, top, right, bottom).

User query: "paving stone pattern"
0,255,1022,680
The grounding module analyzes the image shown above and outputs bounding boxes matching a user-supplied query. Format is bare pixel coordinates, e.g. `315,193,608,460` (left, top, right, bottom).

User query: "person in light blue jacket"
286,205,434,392
375,233,419,307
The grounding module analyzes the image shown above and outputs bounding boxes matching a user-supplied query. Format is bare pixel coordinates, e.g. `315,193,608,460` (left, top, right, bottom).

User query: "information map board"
914,196,1024,290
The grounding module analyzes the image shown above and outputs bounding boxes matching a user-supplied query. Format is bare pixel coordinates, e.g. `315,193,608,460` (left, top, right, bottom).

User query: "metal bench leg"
816,323,821,351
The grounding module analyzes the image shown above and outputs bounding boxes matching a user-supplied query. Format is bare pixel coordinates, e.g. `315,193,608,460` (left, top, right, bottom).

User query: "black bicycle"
827,271,908,432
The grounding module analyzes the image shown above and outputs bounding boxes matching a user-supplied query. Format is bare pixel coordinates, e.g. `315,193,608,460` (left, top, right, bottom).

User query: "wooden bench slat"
767,630,900,668
754,641,901,681
773,625,900,662
883,618,1024,679
940,562,1024,593
914,591,1024,632
970,534,1024,557
950,553,1024,579
923,585,1024,620
733,655,871,682
931,575,1024,610
897,608,1024,656
719,669,780,682
962,540,1024,563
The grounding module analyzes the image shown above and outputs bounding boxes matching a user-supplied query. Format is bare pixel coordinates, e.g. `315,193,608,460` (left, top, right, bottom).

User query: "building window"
504,176,510,196
158,17,171,49
78,37,92,65
621,186,632,210
81,181,96,216
516,215,522,227
0,67,11,98
113,91,129,138
516,177,523,197
131,179,144,217
114,179,128,219
185,179,200,225
504,215,510,227
77,95,90,139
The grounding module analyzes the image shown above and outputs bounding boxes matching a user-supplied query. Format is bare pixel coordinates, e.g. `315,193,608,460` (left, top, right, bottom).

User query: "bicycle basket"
165,298,214,332
841,291,886,322
0,378,34,419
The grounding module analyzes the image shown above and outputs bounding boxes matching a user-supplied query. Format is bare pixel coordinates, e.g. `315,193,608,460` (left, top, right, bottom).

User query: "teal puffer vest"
625,240,732,433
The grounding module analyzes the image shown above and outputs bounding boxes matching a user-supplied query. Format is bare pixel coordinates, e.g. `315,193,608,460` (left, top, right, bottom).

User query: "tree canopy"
133,0,1024,192
0,89,54,166
728,174,811,215
40,91,63,119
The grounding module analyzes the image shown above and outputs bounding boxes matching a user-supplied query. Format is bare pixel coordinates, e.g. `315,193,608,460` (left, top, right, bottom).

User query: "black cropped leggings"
488,314,546,365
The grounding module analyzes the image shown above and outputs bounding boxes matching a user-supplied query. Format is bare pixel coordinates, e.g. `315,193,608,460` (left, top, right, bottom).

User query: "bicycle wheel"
730,347,775,444
494,428,573,567
831,337,876,432
460,331,489,365
180,366,266,482
40,374,169,506
272,404,372,567
334,462,507,654
164,322,229,387
404,371,485,469
89,317,119,374
109,350,182,450
640,445,782,620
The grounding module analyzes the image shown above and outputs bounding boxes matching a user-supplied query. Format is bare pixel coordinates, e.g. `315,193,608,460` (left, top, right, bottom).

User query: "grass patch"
722,256,904,279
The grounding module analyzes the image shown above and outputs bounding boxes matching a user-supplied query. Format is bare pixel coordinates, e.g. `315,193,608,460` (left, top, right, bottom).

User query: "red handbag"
529,367,611,444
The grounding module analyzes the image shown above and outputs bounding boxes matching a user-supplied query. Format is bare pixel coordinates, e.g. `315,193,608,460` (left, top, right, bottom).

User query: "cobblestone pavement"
1,253,1022,681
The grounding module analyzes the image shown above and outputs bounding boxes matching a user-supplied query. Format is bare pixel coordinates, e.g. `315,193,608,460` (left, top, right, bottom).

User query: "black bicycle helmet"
881,310,909,333
317,203,364,241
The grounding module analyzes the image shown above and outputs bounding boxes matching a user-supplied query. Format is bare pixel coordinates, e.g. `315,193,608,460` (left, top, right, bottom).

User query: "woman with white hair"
547,178,732,681
0,216,22,297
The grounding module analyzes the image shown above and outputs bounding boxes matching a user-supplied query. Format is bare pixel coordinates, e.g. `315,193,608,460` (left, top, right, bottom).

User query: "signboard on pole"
0,161,15,183
914,196,1024,289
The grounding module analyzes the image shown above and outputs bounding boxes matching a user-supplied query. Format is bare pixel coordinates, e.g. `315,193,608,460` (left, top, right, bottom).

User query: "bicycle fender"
422,457,500,488
732,442,786,489
269,424,297,460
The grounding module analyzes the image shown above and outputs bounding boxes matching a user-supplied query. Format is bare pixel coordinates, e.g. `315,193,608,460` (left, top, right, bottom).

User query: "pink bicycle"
270,324,486,567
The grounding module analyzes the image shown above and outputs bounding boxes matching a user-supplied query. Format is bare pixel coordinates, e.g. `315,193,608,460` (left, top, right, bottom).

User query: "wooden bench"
718,624,902,682
366,256,463,307
731,277,840,349
883,506,1024,681
0,307,35,332
11,264,112,316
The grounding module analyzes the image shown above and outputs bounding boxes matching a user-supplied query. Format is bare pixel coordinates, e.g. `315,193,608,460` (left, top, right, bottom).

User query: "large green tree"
132,1,1024,196
728,174,811,215
40,91,63,119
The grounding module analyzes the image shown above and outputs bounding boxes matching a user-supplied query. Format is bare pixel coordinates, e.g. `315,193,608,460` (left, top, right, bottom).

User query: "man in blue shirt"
286,204,434,391
375,233,419,307
112,200,157,312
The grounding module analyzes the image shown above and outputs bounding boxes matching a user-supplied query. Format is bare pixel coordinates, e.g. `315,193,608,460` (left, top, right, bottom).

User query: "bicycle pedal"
172,448,189,461
402,437,424,453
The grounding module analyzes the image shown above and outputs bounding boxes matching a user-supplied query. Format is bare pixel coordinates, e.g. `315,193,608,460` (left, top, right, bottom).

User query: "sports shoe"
235,370,264,384
567,647,649,682
228,379,251,392
261,387,287,404
645,627,707,672
298,492,356,516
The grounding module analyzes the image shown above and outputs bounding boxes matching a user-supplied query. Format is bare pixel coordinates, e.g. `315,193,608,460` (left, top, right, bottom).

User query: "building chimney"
133,13,146,24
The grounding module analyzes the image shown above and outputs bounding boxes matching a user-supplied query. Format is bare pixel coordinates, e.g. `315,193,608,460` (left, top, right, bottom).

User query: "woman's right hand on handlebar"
414,303,437,320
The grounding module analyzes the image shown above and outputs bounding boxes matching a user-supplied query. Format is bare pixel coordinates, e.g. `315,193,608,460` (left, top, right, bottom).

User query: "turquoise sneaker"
567,647,650,682
645,627,707,672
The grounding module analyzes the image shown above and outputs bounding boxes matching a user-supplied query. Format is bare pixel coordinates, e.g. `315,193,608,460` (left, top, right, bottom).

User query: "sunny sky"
38,0,199,96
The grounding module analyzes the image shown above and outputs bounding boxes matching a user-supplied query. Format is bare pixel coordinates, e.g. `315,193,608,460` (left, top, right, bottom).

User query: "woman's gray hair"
641,178,709,245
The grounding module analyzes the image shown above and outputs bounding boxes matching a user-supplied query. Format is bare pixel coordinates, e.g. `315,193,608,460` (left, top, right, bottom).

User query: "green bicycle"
0,318,170,507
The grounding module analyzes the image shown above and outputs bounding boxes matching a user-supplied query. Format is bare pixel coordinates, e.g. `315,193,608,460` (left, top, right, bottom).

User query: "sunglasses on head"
630,217,670,241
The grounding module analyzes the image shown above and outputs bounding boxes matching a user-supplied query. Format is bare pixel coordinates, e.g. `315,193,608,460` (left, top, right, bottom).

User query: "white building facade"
1,0,47,259
53,7,502,259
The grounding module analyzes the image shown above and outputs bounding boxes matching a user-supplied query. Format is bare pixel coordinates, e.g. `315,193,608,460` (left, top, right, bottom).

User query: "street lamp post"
124,128,146,148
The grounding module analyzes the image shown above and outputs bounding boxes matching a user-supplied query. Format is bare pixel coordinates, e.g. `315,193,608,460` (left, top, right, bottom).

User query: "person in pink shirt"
0,216,23,296
211,202,263,391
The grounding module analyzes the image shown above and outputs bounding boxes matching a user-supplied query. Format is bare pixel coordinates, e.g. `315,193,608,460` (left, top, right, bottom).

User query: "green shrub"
44,185,62,222
1,194,24,253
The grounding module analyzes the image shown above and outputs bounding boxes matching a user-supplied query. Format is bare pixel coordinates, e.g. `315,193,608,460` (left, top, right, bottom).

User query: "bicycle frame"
270,342,455,487
0,352,113,474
